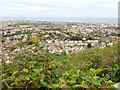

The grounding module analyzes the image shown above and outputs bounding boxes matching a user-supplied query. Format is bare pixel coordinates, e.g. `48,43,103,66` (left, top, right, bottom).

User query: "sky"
0,0,119,18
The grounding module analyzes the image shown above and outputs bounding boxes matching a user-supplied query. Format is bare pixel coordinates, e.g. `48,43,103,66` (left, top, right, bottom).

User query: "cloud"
0,0,119,18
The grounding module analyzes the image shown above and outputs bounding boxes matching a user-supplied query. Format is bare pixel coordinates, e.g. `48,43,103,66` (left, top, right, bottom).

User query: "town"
0,20,119,63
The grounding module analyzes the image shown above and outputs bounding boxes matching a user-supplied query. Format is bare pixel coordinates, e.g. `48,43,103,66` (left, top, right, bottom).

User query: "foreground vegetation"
1,41,120,89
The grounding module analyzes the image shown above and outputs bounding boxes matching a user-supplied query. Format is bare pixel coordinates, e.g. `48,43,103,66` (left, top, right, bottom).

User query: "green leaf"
105,74,110,80
106,80,114,86
31,73,37,80
81,75,90,82
23,68,29,73
59,78,65,83
25,76,30,80
33,69,39,74
7,76,15,81
92,79,101,86
12,71,19,75
11,82,16,86
40,74,45,81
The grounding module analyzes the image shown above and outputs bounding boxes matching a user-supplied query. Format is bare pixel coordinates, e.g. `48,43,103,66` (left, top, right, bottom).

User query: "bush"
2,42,119,89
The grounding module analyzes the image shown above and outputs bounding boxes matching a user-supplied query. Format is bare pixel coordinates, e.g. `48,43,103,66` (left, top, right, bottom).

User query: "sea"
1,17,118,24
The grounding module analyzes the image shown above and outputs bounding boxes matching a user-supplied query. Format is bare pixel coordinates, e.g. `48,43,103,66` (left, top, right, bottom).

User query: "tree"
87,43,92,48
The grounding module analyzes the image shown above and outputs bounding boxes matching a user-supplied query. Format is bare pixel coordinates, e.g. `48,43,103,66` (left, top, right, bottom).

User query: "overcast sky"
0,0,119,18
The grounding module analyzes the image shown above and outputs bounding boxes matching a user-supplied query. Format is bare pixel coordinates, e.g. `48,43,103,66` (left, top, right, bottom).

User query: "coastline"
0,17,118,24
